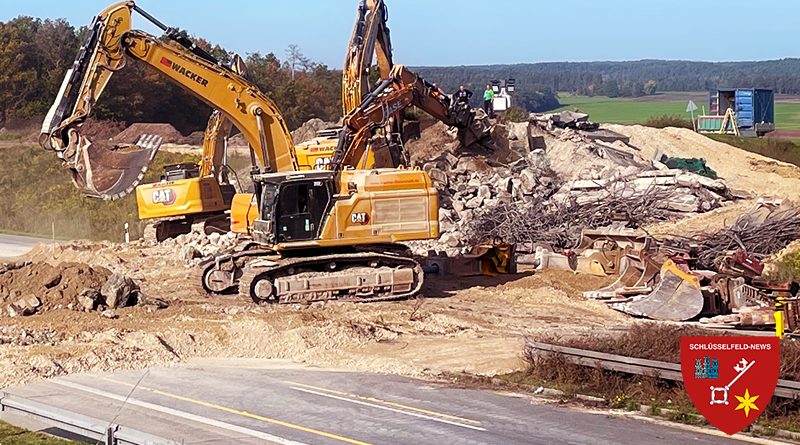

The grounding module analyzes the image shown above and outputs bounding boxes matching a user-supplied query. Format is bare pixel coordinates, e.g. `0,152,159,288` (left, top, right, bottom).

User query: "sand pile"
605,124,800,195
291,118,337,144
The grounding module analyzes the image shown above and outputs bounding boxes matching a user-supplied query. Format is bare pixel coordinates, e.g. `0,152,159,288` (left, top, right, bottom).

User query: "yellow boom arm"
342,0,394,116
40,1,298,200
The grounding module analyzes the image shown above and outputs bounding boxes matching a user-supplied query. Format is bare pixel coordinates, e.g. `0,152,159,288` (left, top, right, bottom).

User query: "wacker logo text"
160,57,208,87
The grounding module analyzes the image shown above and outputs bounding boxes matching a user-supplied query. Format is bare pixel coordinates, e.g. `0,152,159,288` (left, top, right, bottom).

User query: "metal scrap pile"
673,205,800,270
576,202,800,331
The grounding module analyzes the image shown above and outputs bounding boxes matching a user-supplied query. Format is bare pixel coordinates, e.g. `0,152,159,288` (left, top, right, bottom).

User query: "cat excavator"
39,1,339,240
41,1,441,303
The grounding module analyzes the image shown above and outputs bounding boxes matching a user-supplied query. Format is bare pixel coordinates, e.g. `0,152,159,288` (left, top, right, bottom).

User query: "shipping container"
700,88,774,136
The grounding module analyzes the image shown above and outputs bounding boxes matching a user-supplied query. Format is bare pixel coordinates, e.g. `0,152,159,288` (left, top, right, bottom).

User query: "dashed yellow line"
284,380,482,425
100,377,371,445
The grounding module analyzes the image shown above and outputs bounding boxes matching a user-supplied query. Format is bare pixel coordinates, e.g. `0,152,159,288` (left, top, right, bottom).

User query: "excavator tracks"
236,251,423,304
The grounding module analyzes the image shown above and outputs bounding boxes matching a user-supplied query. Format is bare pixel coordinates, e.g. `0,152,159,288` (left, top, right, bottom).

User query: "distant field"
552,92,800,130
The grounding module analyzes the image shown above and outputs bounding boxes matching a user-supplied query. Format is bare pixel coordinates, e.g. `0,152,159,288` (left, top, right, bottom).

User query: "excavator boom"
331,64,490,170
40,1,299,200
342,0,394,116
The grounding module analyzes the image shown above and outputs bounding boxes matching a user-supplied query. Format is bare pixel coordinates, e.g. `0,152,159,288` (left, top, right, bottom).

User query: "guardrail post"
106,423,119,445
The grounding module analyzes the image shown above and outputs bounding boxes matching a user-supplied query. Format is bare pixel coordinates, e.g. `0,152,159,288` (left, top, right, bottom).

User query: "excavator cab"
252,172,335,245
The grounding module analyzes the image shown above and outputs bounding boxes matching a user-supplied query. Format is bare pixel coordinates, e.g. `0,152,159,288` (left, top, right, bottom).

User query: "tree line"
414,59,800,105
4,15,800,133
0,16,342,133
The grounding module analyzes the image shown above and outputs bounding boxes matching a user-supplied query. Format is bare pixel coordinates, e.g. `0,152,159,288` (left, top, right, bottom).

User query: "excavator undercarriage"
203,248,423,304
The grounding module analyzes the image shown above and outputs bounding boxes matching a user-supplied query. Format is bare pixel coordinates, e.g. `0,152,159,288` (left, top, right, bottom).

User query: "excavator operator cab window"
275,179,331,242
162,163,200,182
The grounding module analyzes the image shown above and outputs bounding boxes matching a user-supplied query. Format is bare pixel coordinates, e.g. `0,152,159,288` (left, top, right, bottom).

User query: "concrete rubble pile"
411,150,560,255
159,230,240,265
407,112,735,256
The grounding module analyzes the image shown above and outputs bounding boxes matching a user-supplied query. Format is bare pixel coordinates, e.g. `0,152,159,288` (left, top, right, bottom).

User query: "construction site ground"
2,120,800,405
1,238,626,389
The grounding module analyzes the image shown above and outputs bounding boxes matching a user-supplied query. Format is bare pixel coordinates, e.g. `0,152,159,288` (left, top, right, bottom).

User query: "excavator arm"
342,0,394,116
40,1,298,200
198,54,248,181
331,64,489,170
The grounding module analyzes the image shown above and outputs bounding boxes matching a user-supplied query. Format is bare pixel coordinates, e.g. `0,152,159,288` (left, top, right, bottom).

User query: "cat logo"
350,212,369,225
152,188,177,206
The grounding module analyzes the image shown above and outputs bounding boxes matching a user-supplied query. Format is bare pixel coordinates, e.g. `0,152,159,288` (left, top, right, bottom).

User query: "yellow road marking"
100,377,372,445
284,381,481,425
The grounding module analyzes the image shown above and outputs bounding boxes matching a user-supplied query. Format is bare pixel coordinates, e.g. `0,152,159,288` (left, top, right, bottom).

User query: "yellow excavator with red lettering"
42,1,441,303
39,1,334,240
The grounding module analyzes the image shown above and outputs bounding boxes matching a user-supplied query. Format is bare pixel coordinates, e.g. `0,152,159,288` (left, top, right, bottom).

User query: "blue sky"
1,0,796,67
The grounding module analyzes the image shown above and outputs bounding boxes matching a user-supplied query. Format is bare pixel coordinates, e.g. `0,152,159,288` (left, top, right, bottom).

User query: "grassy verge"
0,227,72,241
0,420,80,444
551,93,800,130
706,135,800,167
0,142,199,241
448,324,800,434
554,95,694,124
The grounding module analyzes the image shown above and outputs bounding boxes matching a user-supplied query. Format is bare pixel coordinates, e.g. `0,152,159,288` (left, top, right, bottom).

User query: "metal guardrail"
0,392,181,445
526,341,800,400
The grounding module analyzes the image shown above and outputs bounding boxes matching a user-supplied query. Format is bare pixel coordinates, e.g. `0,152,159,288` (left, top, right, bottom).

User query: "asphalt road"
2,360,761,445
0,233,52,257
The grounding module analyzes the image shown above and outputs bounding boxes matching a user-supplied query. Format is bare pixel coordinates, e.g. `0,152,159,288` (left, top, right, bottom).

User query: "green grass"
0,143,200,241
554,92,800,130
707,134,800,167
775,102,800,130
0,420,80,444
554,94,698,124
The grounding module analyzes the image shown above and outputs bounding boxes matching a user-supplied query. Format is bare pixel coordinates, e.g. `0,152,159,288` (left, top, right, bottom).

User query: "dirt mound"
749,158,800,179
112,123,183,144
406,122,458,165
177,130,205,146
605,124,800,195
228,133,247,147
80,118,127,141
0,261,111,312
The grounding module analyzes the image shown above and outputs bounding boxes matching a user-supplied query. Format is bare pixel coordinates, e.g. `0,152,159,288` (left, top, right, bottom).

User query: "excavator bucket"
58,130,162,200
611,260,704,321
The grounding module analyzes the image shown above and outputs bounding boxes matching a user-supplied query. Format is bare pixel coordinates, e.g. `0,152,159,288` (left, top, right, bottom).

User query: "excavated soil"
0,240,628,388
3,122,799,389
0,262,111,311
406,121,457,165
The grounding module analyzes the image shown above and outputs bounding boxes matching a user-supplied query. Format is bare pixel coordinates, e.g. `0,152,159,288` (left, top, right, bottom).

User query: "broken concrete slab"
101,273,139,309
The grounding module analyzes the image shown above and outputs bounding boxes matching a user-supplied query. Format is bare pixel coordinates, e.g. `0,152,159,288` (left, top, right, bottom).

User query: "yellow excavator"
42,1,441,302
333,64,486,171
40,1,337,240
142,0,399,240
229,0,488,236
291,0,401,170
